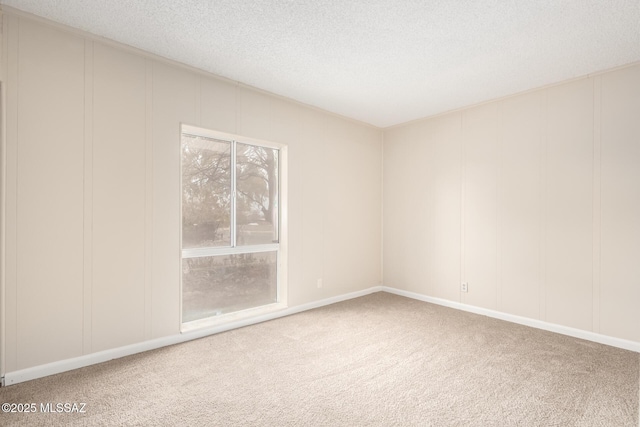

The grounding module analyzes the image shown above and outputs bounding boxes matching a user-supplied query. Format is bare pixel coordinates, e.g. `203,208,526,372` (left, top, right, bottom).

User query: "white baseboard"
382,286,640,353
6,283,635,387
3,285,383,386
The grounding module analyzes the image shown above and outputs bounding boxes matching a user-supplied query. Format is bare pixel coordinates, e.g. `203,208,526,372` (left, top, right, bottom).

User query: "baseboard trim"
381,286,640,353
8,283,633,386
3,285,383,386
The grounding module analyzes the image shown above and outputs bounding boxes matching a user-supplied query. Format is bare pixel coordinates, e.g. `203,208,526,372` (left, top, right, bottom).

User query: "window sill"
180,302,288,334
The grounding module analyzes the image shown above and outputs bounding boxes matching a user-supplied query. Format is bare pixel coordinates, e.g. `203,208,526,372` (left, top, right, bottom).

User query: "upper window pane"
236,143,279,245
182,134,231,248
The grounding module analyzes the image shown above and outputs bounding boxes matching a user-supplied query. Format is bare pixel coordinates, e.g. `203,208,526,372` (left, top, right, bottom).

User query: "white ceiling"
2,1,639,128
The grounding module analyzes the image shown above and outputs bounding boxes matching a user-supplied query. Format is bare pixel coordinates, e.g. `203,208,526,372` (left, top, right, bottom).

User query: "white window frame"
179,124,288,332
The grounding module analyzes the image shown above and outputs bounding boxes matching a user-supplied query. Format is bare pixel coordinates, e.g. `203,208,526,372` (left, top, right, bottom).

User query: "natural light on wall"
180,125,286,329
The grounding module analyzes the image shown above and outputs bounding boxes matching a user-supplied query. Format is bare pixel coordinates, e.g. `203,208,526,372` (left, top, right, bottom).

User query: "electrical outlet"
317,278,323,289
461,282,468,293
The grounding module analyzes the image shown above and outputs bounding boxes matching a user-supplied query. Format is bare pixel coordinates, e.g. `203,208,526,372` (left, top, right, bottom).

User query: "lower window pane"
182,251,277,322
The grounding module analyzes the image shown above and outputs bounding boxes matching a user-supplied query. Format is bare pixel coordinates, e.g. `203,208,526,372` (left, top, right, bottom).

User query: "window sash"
181,128,280,251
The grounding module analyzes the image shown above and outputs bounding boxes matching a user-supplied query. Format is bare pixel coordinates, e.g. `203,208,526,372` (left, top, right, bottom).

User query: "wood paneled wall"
384,64,640,343
1,13,382,373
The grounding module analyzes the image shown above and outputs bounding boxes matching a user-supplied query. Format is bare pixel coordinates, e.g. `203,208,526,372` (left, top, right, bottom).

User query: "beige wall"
384,63,640,344
1,9,638,379
1,14,382,373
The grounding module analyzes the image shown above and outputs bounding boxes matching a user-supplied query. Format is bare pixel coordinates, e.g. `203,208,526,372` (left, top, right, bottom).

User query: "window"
181,125,284,325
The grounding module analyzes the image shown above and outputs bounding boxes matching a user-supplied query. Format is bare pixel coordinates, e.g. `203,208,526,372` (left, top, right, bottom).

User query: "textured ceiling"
2,1,639,128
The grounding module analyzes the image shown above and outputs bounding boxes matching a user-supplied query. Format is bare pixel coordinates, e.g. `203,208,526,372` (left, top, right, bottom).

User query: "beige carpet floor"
0,292,638,426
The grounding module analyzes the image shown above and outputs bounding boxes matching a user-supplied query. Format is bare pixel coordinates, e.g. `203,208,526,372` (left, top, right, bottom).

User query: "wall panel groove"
82,38,93,354
144,59,153,341
592,75,602,334
4,13,19,373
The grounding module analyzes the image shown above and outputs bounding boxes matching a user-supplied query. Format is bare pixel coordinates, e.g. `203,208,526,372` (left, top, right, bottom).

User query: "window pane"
182,251,278,322
236,143,279,245
182,134,231,248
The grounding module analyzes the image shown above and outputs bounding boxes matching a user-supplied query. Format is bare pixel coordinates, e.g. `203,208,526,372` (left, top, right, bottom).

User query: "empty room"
0,1,639,425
